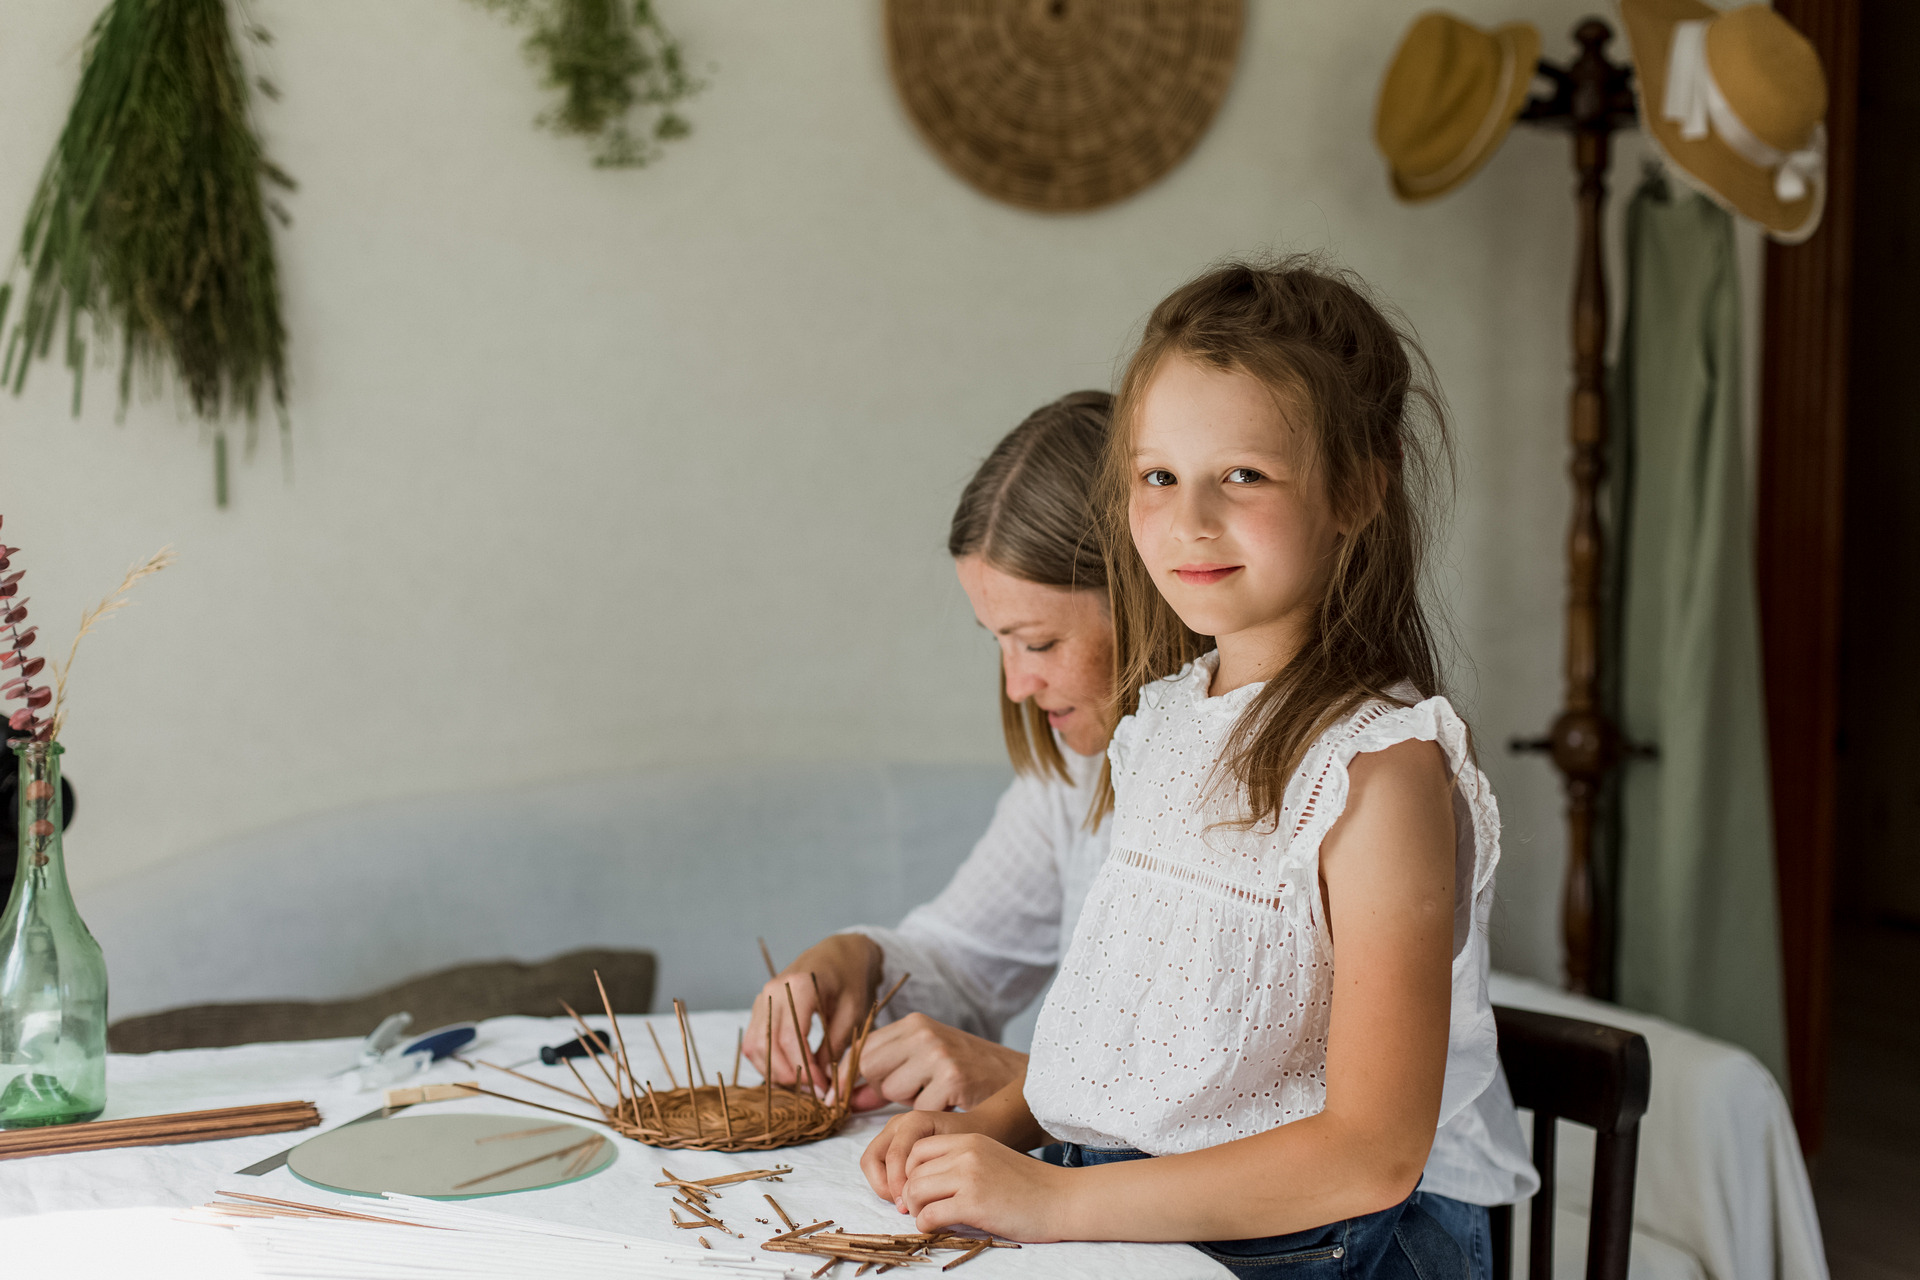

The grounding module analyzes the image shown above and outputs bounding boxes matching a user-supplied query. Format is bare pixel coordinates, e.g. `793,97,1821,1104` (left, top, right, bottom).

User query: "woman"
742,389,1533,1277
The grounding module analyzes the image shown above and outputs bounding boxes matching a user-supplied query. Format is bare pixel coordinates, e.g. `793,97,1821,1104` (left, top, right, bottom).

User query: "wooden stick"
592,969,641,1101
212,1191,440,1229
942,1244,989,1271
759,937,778,978
784,979,817,1100
765,1193,796,1229
690,1166,791,1188
810,972,835,1060
444,1084,605,1126
646,1022,681,1090
675,1005,706,1090
474,1057,597,1108
732,1028,745,1087
560,1056,609,1120
764,996,776,1132
716,1075,736,1141
557,1000,625,1098
474,1124,569,1144
673,1000,704,1138
874,971,910,1020
643,1081,667,1131
451,1135,598,1190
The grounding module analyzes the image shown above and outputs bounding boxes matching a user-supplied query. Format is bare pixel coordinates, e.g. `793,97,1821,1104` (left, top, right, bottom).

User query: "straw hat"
1375,12,1541,202
1621,0,1827,243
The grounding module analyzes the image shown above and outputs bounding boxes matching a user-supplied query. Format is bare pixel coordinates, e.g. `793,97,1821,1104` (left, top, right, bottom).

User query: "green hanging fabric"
1612,170,1788,1083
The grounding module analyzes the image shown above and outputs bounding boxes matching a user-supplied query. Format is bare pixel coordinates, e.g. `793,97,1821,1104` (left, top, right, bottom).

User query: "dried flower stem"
49,546,174,740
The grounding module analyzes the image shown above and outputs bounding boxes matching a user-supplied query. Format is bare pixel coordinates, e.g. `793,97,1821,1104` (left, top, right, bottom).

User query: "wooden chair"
1490,1005,1652,1280
106,947,655,1052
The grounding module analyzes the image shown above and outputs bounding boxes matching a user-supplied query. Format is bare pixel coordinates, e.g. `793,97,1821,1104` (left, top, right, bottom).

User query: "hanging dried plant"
0,0,292,507
475,0,702,168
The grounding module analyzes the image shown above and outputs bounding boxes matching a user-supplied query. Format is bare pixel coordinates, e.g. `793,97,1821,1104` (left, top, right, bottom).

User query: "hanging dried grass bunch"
465,970,907,1153
474,0,701,168
0,0,292,507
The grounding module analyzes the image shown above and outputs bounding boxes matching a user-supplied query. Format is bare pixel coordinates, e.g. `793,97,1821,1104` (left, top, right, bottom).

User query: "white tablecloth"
0,1011,1228,1279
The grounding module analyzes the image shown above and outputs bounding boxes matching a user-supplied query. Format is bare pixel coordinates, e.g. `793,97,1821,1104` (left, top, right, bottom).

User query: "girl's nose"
1168,485,1223,543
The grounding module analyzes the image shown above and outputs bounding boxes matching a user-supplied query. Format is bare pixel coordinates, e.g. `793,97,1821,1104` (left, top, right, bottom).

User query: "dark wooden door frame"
1758,0,1859,1155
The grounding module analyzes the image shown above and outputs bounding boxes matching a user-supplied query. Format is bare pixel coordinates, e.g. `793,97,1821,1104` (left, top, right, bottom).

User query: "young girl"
860,260,1525,1278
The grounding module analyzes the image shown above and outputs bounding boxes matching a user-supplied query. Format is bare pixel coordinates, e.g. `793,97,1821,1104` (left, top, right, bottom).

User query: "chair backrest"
1489,1004,1652,1280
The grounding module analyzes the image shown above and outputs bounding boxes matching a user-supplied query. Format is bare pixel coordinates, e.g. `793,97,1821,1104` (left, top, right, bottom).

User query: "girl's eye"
1226,467,1265,485
1142,469,1176,487
1025,641,1058,654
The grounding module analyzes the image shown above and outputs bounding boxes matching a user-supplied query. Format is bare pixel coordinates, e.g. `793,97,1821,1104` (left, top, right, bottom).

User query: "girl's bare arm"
875,738,1458,1243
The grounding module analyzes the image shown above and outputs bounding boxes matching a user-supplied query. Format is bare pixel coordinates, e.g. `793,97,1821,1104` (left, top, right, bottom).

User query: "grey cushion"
107,946,655,1053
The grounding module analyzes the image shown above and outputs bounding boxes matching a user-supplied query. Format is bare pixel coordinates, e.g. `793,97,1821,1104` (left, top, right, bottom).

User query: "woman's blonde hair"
949,390,1112,784
1094,256,1452,827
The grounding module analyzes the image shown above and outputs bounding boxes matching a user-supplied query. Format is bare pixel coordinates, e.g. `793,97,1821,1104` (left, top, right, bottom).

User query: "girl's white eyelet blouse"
1025,652,1508,1159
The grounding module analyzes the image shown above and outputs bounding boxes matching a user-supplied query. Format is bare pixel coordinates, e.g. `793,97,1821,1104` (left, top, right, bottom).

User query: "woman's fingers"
846,1013,1027,1111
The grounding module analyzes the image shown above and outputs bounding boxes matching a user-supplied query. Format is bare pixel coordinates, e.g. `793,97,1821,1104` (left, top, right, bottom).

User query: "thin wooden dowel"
559,1056,608,1119
213,1191,439,1230
765,997,776,1132
557,1000,625,1099
759,937,778,978
765,1193,796,1230
593,969,642,1100
716,1076,736,1141
643,1081,666,1132
446,1084,605,1127
810,972,834,1060
674,1000,703,1139
646,1022,681,1090
783,980,817,1100
475,1057,597,1108
451,1135,597,1190
732,1028,744,1087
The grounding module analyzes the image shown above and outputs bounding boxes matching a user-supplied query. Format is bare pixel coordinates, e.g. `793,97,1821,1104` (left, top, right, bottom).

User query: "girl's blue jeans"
1041,1142,1487,1280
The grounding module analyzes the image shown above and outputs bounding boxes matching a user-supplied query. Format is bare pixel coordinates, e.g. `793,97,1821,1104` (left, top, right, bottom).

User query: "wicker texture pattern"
886,0,1245,212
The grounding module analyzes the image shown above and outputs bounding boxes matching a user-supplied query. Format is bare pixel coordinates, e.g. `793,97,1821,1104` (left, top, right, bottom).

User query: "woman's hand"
848,1013,1028,1111
742,934,879,1092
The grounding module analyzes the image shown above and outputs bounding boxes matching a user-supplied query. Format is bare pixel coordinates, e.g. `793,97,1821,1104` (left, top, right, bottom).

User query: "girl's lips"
1045,708,1074,724
1173,565,1242,586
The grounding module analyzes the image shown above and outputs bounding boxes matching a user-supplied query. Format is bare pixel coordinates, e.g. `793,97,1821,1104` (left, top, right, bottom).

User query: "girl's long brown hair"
949,390,1113,785
1094,256,1453,828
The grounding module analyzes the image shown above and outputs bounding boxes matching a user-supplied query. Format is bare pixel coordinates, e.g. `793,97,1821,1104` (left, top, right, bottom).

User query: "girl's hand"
743,934,879,1092
899,1132,1076,1242
849,1013,1028,1111
860,1109,976,1206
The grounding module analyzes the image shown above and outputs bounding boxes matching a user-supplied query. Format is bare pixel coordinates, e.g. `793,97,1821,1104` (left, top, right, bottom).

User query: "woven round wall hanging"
886,0,1245,213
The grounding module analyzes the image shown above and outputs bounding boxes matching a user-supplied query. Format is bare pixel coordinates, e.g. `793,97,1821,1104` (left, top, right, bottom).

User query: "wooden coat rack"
1507,20,1641,999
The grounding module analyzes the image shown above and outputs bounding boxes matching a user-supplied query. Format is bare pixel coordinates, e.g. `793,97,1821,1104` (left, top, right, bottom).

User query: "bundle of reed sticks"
759,1193,1018,1274
466,961,908,1154
0,1099,318,1161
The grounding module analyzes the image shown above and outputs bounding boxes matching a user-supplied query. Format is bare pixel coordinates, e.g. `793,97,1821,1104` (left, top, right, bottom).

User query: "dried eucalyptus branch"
0,0,293,505
475,0,702,168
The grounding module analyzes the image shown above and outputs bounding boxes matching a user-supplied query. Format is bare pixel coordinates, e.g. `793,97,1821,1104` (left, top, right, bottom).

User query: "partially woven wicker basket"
473,973,903,1153
885,0,1245,212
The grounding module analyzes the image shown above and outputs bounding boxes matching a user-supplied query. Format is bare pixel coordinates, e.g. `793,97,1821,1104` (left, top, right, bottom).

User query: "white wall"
0,0,1669,985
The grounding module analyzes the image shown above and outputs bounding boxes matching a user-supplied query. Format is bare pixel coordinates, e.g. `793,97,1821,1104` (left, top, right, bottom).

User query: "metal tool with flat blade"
234,1103,407,1176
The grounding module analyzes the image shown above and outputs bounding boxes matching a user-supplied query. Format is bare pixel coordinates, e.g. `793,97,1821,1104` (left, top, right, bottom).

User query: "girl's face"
954,555,1114,757
1129,353,1346,686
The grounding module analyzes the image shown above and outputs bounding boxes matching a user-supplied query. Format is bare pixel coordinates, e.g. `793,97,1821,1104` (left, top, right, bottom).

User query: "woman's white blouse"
1024,654,1520,1170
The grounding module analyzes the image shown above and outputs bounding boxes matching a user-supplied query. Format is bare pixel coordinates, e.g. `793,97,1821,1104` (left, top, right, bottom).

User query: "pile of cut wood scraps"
654,1163,1018,1274
186,1160,1019,1278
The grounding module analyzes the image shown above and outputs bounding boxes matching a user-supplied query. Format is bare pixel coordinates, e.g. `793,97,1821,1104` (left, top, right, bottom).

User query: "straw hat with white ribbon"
1375,12,1541,203
1621,0,1828,243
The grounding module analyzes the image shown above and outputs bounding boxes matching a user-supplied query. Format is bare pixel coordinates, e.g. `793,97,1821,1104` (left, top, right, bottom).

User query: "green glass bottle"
0,740,107,1127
